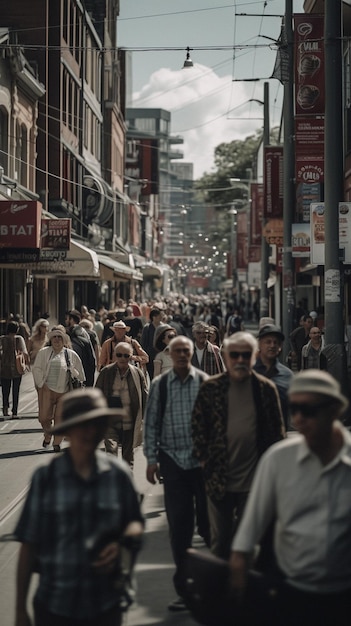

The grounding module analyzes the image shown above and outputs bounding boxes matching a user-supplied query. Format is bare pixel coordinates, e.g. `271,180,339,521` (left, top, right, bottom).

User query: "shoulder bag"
64,348,84,389
15,337,26,375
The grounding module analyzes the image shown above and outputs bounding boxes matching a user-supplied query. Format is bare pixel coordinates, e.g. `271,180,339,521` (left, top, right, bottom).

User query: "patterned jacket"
192,370,285,501
191,340,225,376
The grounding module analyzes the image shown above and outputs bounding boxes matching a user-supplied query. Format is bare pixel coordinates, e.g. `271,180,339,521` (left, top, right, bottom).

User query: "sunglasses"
166,334,176,339
288,400,335,418
115,353,131,358
228,351,252,360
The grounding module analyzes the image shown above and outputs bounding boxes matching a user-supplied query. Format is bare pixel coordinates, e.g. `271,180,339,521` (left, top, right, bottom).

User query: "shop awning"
98,255,142,282
140,262,163,278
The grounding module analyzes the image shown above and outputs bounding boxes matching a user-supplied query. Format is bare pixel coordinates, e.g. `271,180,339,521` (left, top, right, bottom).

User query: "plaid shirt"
191,340,225,376
14,450,143,619
144,366,208,469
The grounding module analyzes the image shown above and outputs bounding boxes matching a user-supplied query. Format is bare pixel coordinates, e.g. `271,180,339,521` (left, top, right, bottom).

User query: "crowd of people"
1,295,350,625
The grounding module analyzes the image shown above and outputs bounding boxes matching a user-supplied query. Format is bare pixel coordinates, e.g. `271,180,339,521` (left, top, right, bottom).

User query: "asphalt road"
0,371,202,626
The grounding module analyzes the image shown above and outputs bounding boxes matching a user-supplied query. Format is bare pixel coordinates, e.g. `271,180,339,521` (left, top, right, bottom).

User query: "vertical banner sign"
264,146,284,218
295,117,324,185
236,211,248,270
250,183,264,245
294,14,325,117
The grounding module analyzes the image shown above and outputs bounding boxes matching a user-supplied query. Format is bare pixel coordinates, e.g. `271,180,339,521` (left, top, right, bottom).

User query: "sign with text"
0,201,41,248
40,219,71,250
264,146,284,218
250,183,264,245
294,14,325,116
292,223,310,257
295,117,324,184
236,211,248,270
310,202,351,264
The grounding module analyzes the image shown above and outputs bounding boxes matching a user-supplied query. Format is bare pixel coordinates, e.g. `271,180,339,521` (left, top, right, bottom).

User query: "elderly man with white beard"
192,331,285,560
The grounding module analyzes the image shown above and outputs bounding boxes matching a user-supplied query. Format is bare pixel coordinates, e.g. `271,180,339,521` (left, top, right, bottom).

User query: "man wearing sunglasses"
230,369,351,626
95,341,148,467
192,331,284,560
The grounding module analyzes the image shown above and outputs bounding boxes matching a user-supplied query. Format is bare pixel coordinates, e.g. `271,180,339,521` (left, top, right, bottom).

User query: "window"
0,107,8,172
134,118,156,134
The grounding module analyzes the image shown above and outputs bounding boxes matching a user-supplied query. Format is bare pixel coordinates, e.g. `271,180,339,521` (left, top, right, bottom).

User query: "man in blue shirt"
144,335,209,612
253,324,293,430
14,388,143,626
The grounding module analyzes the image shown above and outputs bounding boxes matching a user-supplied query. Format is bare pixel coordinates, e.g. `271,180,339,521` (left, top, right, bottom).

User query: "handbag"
64,348,84,389
183,549,280,626
15,350,26,375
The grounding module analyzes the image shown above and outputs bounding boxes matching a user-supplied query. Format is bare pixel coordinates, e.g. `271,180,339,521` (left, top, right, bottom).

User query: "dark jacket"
68,325,96,386
192,370,285,501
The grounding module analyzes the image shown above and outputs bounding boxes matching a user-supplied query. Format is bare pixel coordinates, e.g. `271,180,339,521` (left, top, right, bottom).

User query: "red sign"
0,201,41,248
264,147,284,218
250,183,263,245
295,117,324,184
248,246,261,263
236,211,248,270
41,219,71,250
294,14,325,116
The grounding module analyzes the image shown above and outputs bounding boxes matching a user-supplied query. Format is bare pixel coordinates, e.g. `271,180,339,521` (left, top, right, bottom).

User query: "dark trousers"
1,376,21,416
104,428,134,466
34,597,122,626
274,583,351,626
159,450,210,597
207,491,249,559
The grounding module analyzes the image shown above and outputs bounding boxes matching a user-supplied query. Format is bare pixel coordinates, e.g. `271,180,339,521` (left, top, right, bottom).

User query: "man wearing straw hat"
14,388,143,626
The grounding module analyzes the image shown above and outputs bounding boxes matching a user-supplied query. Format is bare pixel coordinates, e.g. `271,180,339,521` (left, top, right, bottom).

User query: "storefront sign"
41,219,71,250
0,201,41,248
292,223,310,257
263,218,284,245
310,202,351,264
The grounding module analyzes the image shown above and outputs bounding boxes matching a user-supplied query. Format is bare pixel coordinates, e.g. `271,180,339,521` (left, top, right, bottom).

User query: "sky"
118,0,306,180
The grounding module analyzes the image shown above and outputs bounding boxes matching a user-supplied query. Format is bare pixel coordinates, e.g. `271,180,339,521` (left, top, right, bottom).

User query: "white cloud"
133,64,268,179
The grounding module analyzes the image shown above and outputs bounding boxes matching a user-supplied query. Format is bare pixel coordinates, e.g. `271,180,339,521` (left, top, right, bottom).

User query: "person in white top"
230,369,351,626
32,327,85,451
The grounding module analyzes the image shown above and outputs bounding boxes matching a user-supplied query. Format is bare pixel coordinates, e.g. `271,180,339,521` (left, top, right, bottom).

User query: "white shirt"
232,423,351,593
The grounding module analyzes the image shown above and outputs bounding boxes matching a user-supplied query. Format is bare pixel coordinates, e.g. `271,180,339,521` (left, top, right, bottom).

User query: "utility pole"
260,81,270,318
281,0,295,363
323,0,347,390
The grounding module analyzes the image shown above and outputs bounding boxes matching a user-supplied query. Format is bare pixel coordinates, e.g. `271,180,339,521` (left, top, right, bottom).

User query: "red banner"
250,183,263,245
236,211,248,270
0,200,41,248
41,219,71,250
264,147,284,218
295,117,324,184
294,14,325,116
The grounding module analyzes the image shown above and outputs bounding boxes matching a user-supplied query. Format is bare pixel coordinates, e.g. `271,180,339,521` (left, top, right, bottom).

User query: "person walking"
99,321,148,372
253,324,293,430
95,341,148,468
27,318,50,366
65,309,96,386
301,327,326,370
192,331,285,560
14,387,143,626
191,321,225,376
289,314,313,370
230,369,351,626
152,324,177,378
144,335,210,612
32,327,85,451
140,308,164,379
0,321,29,420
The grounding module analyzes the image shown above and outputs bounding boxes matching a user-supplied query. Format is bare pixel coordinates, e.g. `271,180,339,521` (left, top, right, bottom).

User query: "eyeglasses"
228,351,252,360
115,353,131,358
288,400,334,418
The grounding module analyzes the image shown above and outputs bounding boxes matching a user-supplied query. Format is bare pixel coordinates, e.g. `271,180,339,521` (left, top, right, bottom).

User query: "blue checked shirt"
144,366,208,469
14,450,143,619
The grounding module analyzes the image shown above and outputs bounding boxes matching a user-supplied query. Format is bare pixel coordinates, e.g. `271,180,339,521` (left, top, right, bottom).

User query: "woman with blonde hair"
27,318,50,366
